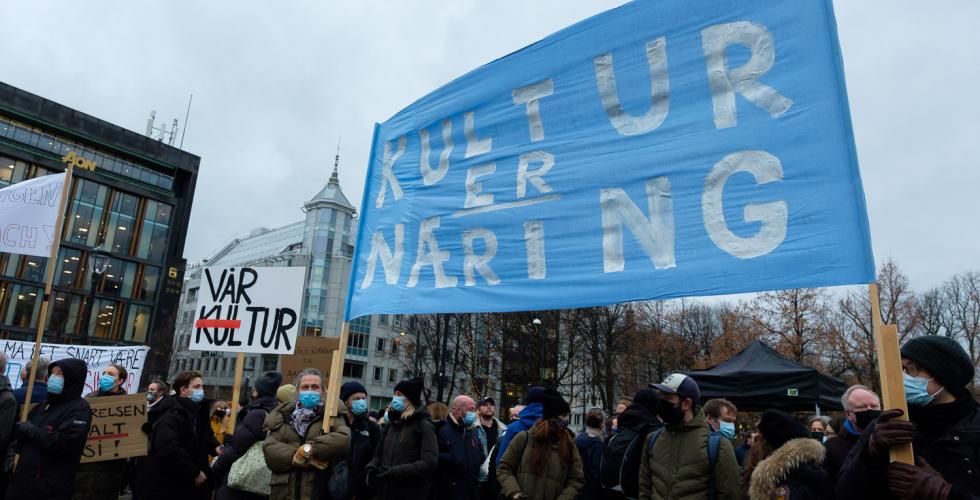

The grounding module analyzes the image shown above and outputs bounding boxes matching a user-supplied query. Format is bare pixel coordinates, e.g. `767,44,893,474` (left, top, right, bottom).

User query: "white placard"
0,339,149,397
0,173,66,257
190,266,305,354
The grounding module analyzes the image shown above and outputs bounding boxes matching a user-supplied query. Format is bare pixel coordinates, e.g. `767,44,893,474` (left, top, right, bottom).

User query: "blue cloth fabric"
13,381,46,405
495,403,543,465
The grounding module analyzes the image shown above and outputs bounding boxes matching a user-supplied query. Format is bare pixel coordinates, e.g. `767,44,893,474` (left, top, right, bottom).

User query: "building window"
4,283,41,328
88,299,122,340
98,258,136,298
388,368,397,383
391,339,399,355
343,362,365,379
137,200,171,262
262,355,278,372
104,191,139,255
48,292,81,335
393,315,402,327
378,314,388,325
376,338,386,352
373,366,382,382
139,265,161,301
350,316,371,335
65,178,108,247
123,304,152,343
187,287,198,304
0,156,29,188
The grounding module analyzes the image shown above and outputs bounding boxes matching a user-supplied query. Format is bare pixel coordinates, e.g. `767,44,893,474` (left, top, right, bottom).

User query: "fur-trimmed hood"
749,437,826,499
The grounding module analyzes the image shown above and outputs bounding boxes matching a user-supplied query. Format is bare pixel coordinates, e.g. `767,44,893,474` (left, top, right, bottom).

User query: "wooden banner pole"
870,283,914,465
20,165,74,422
228,352,246,433
323,323,350,431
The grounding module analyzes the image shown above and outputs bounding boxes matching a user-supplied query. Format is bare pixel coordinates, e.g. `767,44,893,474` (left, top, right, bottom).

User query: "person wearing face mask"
133,370,220,500
823,384,880,490
837,336,980,500
212,371,282,500
8,358,92,500
807,416,830,443
144,380,169,427
263,367,350,500
340,381,381,500
209,400,232,461
365,378,438,500
638,373,742,500
72,364,129,500
574,407,606,500
434,394,485,500
497,388,584,500
704,399,739,443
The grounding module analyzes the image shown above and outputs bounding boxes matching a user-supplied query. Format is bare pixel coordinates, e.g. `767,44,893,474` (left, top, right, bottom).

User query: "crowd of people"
0,334,975,500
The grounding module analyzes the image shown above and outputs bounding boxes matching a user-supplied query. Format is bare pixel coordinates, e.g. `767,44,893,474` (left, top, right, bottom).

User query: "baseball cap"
479,396,495,406
650,373,700,402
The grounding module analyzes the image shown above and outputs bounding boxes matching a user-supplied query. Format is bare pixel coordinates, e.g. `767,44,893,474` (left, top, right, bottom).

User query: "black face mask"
657,400,685,425
809,431,825,440
854,409,881,431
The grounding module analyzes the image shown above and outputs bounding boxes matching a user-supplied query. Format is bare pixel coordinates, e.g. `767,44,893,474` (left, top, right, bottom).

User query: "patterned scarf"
291,405,318,437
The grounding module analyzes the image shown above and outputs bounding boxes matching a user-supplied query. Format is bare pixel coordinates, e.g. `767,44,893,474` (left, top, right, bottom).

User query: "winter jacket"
747,437,828,500
496,403,543,465
601,403,662,500
72,388,129,500
263,400,351,500
575,429,604,500
8,359,92,500
822,430,859,488
344,410,382,500
836,396,980,500
497,428,585,500
0,375,16,471
367,405,439,500
133,395,220,500
213,395,279,500
638,409,742,500
435,415,485,500
13,380,46,406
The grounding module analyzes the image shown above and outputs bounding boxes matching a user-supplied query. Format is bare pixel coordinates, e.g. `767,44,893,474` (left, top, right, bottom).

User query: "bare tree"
569,304,634,413
944,272,980,383
748,288,829,364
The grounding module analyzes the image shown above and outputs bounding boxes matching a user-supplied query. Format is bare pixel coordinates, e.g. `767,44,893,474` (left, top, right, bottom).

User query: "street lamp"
531,318,552,384
80,244,111,344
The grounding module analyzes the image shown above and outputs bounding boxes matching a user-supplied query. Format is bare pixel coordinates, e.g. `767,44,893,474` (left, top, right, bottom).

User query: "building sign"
61,151,97,171
190,266,305,355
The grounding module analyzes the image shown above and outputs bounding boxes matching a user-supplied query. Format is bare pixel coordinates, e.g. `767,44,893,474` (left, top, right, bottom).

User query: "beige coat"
263,400,351,500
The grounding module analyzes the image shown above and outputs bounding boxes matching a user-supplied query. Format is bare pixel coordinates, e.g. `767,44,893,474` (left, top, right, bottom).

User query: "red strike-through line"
194,319,242,329
89,433,129,441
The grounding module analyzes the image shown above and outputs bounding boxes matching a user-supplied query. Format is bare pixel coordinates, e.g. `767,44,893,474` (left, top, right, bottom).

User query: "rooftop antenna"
329,137,341,186
179,94,193,149
145,110,176,144
145,111,156,136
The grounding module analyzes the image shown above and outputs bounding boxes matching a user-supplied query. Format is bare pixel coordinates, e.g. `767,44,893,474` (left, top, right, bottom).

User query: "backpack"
646,429,723,500
599,423,658,498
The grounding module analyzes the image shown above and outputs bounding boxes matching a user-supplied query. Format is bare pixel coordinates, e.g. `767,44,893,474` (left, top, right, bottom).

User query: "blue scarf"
843,418,860,436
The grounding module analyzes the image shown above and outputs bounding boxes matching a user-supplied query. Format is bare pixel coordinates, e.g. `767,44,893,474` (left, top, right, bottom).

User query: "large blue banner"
346,0,874,319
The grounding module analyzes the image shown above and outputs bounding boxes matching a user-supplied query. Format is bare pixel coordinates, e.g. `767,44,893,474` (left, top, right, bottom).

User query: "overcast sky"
1,1,976,293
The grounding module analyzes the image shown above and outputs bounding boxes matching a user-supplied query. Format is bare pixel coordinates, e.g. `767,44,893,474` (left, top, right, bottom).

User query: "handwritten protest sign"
0,173,66,257
279,336,339,383
346,0,874,319
190,266,305,355
81,393,147,463
0,339,149,397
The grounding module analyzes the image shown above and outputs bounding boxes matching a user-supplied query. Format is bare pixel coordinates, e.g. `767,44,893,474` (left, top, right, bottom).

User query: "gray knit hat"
901,336,975,389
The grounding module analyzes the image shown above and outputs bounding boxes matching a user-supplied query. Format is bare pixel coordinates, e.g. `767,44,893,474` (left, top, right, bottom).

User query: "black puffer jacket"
345,411,381,500
213,395,279,500
434,416,485,500
134,395,219,500
367,406,438,500
0,374,16,471
8,359,92,500
837,396,980,500
72,388,128,500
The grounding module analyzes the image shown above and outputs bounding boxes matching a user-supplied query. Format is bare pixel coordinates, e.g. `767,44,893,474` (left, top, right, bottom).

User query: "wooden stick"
322,323,350,431
227,352,245,433
870,284,914,465
21,165,74,422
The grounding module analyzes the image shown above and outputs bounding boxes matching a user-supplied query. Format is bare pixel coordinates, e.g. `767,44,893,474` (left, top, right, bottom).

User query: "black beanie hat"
524,386,546,405
340,381,367,402
394,378,424,407
901,335,975,390
758,409,808,450
254,372,283,399
540,388,571,419
633,388,660,414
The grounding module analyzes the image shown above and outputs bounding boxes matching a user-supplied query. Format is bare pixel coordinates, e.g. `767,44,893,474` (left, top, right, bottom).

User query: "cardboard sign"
190,266,306,354
80,393,148,463
1,340,149,397
279,336,340,383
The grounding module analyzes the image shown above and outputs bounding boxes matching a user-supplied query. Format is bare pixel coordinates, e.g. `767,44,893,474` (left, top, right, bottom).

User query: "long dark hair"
527,418,574,475
740,434,774,493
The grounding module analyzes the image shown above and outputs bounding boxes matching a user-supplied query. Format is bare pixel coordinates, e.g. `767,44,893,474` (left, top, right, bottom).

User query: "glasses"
902,362,922,378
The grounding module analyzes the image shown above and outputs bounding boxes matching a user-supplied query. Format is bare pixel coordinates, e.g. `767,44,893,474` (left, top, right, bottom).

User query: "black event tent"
682,340,849,412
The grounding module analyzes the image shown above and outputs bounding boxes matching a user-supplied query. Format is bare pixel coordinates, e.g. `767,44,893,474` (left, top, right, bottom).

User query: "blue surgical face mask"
904,372,943,406
462,411,477,427
191,388,205,403
719,421,736,440
99,374,116,392
390,395,406,412
299,391,321,409
351,398,368,416
47,375,64,394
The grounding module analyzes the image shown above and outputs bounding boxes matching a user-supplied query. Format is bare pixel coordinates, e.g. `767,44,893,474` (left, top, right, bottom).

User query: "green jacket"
496,429,585,500
263,400,351,500
638,409,742,500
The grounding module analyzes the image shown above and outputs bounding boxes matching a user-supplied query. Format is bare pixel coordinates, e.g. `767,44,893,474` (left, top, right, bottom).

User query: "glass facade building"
0,82,199,380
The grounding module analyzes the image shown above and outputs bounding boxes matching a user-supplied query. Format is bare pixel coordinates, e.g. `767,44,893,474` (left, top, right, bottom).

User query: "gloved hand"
887,458,951,500
14,421,37,440
869,409,915,456
364,466,377,487
374,466,393,484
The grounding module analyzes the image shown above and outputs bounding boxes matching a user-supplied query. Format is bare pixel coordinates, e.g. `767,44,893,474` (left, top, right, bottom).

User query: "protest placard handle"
21,164,73,423
228,352,245,433
322,323,349,431
871,283,914,465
